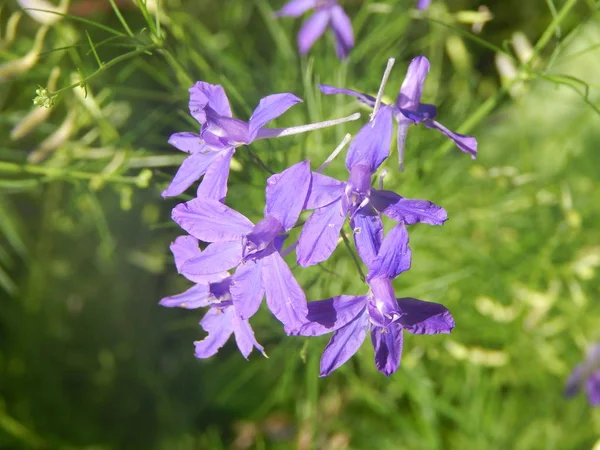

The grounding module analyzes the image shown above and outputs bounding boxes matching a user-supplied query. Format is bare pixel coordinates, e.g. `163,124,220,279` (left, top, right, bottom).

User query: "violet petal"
248,93,303,142
422,119,478,159
367,223,411,281
265,160,311,231
261,251,308,334
161,151,219,198
196,147,235,203
371,324,403,376
345,105,394,172
232,313,265,359
231,259,264,320
182,240,243,275
350,209,383,269
172,198,253,242
297,10,330,55
329,5,354,60
396,297,455,334
159,283,211,309
319,311,369,376
297,200,346,267
194,308,234,358
296,295,367,336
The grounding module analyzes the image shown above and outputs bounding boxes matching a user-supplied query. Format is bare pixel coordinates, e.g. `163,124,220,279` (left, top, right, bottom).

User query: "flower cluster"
161,54,477,377
275,0,432,60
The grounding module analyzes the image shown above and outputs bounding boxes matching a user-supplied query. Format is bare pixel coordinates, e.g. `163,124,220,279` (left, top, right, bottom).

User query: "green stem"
532,0,578,59
50,45,158,97
341,228,366,282
0,161,139,185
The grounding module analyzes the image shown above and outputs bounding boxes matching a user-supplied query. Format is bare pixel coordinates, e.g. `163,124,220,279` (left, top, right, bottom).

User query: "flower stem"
340,228,366,282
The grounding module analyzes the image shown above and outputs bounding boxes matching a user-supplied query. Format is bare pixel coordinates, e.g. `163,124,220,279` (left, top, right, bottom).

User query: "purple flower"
565,344,600,406
417,0,431,10
164,81,360,201
297,112,447,267
320,56,478,170
171,161,313,333
275,0,354,60
295,224,455,376
159,236,265,359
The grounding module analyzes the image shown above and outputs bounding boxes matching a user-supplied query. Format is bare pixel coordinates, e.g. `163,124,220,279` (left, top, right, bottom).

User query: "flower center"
242,216,284,260
345,164,372,216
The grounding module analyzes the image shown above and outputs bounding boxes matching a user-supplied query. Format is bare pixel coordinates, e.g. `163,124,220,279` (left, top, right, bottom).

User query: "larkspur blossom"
275,0,354,60
171,161,313,333
296,224,455,376
417,0,431,10
159,236,265,359
297,112,447,267
565,343,600,406
319,56,478,170
163,81,359,200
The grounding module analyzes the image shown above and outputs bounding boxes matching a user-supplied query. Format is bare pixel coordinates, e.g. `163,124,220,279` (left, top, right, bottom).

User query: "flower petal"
196,147,235,203
296,295,367,336
232,313,265,359
417,0,431,10
159,283,211,309
167,132,203,154
274,0,316,17
194,308,234,358
350,209,383,269
319,311,369,376
345,106,394,172
318,85,376,108
265,161,311,231
371,189,448,226
396,56,430,110
189,82,232,124
172,198,253,242
297,10,330,55
396,297,455,334
371,324,403,376
161,151,219,198
297,200,345,267
304,172,345,210
248,93,303,142
565,364,585,398
261,251,308,334
329,5,354,60
422,119,478,159
231,259,264,320
182,240,243,275
585,372,600,406
367,223,411,280
171,235,229,283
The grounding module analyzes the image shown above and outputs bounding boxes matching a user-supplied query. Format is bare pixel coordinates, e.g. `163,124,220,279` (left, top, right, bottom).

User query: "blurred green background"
1,0,600,448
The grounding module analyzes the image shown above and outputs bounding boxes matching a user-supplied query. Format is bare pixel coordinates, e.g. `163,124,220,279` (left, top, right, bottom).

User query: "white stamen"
378,170,388,190
317,133,352,173
370,58,395,123
254,113,361,140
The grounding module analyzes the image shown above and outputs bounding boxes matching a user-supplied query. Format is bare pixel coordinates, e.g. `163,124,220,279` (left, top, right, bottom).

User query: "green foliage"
1,0,599,448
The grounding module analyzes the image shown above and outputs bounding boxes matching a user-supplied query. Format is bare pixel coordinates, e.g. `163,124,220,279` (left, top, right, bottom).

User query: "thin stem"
317,133,352,173
0,161,139,185
245,147,275,175
532,0,578,60
371,58,395,121
340,228,366,282
50,45,157,97
254,113,361,140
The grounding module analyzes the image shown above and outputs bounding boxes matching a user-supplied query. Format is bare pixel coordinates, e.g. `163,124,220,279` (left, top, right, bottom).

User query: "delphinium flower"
171,161,313,333
565,343,600,406
319,57,478,170
417,0,431,10
163,81,359,201
160,236,265,359
297,110,447,267
295,224,455,376
275,0,354,60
